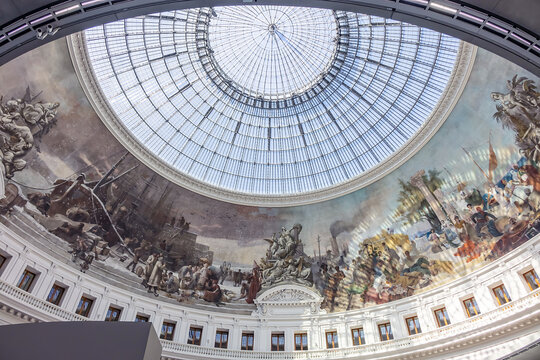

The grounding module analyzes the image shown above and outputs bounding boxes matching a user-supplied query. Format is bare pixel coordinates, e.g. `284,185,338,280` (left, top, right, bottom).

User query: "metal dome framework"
76,5,473,203
202,7,341,101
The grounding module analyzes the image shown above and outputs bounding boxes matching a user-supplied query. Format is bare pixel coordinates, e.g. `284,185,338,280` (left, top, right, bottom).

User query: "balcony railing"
0,279,88,322
1,276,538,359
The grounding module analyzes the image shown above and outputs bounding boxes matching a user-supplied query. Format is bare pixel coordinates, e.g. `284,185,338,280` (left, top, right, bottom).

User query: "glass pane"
415,319,421,332
525,271,539,290
408,320,415,333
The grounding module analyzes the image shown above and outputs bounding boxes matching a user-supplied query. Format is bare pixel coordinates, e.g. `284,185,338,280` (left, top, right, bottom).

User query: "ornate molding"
253,284,325,317
67,32,476,207
0,301,40,323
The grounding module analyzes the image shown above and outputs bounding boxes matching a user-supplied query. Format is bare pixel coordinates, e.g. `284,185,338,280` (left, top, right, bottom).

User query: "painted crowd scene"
0,40,539,312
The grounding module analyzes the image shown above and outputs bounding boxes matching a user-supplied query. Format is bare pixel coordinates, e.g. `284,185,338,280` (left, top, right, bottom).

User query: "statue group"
491,75,540,162
0,88,59,196
258,224,313,288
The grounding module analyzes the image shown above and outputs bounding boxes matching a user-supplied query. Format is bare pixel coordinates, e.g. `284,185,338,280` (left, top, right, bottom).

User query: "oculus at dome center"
206,6,340,100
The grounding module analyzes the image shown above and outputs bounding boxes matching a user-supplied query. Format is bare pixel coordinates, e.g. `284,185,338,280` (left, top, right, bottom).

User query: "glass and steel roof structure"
83,5,461,197
207,7,339,101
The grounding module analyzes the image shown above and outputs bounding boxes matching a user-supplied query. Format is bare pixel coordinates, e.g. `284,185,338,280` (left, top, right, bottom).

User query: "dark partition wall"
0,321,162,360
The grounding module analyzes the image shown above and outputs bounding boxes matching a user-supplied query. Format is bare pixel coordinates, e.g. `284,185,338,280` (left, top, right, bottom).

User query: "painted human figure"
165,272,180,294
147,254,166,296
126,245,145,273
453,216,469,242
246,265,261,304
142,253,157,287
180,274,195,290
239,275,249,299
325,265,345,311
195,261,210,290
203,279,222,305
428,229,446,253
471,207,503,237
80,253,94,273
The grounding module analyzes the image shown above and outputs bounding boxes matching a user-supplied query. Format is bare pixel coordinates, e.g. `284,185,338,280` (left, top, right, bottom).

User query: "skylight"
83,6,461,197
207,7,338,100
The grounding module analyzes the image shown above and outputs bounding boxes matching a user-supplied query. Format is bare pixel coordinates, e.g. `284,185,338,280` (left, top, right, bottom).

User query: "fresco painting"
0,40,539,312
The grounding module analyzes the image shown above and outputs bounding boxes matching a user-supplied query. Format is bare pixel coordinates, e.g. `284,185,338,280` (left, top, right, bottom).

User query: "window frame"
105,305,122,322
492,284,512,305
294,332,308,351
46,283,66,306
17,269,37,292
462,297,481,317
378,323,394,341
325,330,339,349
188,326,203,346
160,321,176,341
351,327,365,346
0,253,7,274
241,332,254,351
271,332,285,351
434,307,451,327
405,316,422,335
215,329,229,349
75,295,94,317
135,314,150,322
522,269,540,291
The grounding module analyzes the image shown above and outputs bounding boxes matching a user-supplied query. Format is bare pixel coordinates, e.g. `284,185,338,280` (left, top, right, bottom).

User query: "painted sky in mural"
0,37,539,312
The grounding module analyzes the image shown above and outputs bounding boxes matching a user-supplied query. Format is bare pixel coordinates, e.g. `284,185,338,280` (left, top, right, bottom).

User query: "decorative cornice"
253,284,325,317
67,33,476,207
0,301,40,323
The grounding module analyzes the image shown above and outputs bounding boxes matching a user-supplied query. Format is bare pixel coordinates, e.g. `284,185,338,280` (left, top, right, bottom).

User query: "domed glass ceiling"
83,6,461,196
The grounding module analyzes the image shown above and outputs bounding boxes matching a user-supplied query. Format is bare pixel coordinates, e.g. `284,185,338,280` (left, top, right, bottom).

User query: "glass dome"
83,5,461,197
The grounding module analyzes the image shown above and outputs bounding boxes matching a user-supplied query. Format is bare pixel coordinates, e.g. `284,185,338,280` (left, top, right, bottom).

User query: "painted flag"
488,140,498,182
462,146,491,184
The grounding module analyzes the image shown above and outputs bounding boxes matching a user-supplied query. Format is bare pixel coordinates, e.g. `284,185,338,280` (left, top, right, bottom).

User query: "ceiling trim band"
0,0,537,77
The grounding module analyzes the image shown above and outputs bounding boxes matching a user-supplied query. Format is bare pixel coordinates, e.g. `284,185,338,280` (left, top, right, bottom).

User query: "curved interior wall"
0,214,539,359
0,19,539,316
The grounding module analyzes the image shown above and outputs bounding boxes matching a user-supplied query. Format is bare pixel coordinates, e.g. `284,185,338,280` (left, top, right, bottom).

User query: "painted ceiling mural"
0,36,539,313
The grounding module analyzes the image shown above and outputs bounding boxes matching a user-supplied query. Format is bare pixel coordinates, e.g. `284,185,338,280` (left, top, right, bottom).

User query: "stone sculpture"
0,87,59,198
259,224,313,288
491,75,540,162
